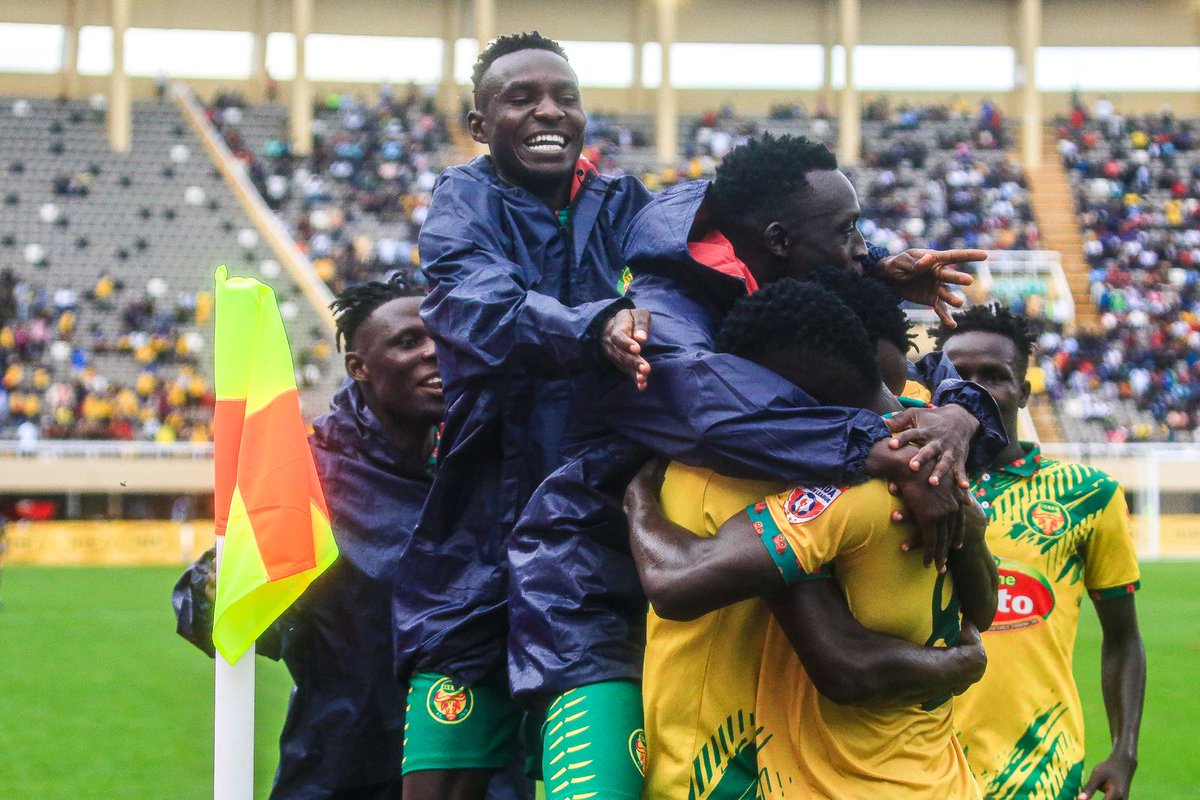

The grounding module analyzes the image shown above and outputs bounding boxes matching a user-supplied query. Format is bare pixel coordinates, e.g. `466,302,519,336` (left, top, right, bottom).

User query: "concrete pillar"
629,0,646,113
655,0,678,168
62,0,80,99
820,0,834,98
250,0,270,102
474,0,495,53
108,0,131,153
290,0,313,156
439,0,461,115
837,0,860,165
1019,0,1043,168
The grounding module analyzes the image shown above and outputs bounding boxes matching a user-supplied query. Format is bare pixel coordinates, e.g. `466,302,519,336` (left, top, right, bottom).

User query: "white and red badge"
783,485,844,524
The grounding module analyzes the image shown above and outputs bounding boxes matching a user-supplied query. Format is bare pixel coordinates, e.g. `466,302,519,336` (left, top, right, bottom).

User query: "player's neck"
989,427,1026,471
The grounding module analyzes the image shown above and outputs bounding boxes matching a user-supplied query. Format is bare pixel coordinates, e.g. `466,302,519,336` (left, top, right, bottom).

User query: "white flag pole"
214,536,256,800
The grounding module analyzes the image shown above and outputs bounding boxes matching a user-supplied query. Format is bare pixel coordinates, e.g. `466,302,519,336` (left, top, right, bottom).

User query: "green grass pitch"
0,562,1195,798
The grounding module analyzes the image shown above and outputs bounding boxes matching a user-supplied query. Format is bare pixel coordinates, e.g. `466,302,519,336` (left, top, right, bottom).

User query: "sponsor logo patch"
784,485,844,524
992,558,1056,631
427,677,473,724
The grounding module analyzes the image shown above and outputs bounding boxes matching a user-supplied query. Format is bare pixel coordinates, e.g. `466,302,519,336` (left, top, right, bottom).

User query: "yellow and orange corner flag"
211,265,337,664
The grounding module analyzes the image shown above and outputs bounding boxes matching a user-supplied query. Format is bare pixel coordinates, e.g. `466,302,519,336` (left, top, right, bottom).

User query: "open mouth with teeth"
418,374,443,391
524,133,569,153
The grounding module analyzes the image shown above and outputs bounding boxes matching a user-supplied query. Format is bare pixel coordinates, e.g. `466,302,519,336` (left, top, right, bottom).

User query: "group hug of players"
174,32,1146,800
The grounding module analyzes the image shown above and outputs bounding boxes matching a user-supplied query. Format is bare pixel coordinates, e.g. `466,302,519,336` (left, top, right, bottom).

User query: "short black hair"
715,278,881,395
806,270,913,354
932,303,1035,371
472,31,569,95
708,133,838,228
329,276,423,352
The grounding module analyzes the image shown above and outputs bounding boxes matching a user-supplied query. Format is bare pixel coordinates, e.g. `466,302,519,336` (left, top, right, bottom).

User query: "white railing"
0,440,213,459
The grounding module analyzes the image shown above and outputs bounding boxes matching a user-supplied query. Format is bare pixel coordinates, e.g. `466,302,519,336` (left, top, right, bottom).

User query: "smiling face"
468,48,586,206
344,296,444,428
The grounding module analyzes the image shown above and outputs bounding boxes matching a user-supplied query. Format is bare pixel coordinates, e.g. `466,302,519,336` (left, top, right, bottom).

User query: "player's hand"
1079,752,1137,800
623,456,669,525
950,620,987,695
887,465,963,572
885,404,979,492
601,307,652,390
874,248,984,326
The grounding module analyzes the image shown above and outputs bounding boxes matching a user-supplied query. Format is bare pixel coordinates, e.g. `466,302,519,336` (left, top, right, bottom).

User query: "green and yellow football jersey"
641,462,790,799
955,443,1140,800
751,479,980,799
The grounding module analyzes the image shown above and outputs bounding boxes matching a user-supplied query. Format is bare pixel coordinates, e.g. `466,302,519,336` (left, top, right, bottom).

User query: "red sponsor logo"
773,533,788,555
992,560,1056,632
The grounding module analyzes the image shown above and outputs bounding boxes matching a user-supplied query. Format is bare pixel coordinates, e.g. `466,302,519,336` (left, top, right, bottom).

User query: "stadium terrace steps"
1028,393,1064,444
0,97,337,423
1023,126,1097,331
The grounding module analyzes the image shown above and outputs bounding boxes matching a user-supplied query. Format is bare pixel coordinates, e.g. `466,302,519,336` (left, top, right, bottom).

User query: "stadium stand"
0,97,338,442
205,87,456,293
1041,105,1200,443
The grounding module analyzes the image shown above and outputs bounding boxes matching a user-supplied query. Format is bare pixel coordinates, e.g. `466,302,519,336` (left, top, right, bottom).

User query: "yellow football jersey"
641,462,789,800
751,479,981,800
955,444,1140,800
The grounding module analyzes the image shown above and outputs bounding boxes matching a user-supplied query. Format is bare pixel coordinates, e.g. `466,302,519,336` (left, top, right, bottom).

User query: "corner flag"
211,265,337,664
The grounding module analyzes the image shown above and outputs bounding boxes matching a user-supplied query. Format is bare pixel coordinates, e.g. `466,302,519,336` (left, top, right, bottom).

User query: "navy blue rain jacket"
173,380,532,800
393,157,652,683
506,179,1008,700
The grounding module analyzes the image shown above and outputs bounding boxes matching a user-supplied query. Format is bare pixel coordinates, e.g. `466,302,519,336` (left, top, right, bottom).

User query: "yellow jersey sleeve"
1083,484,1141,600
748,483,871,584
901,379,933,404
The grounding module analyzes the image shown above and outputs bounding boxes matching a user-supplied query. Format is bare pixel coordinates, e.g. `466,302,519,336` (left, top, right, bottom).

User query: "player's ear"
467,109,488,144
1018,378,1031,409
763,221,790,259
345,352,367,382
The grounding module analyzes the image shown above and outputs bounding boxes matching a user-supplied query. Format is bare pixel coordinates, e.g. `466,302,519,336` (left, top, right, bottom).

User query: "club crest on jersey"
427,677,473,724
784,485,844,524
1026,499,1068,538
629,728,647,775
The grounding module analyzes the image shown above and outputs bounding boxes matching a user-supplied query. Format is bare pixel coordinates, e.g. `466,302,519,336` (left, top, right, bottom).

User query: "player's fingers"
912,442,943,482
887,481,899,495
930,449,957,490
631,308,652,342
937,283,967,308
934,299,957,327
933,266,974,288
1077,772,1104,800
919,510,937,568
889,429,925,451
883,408,917,433
935,514,952,572
933,249,988,266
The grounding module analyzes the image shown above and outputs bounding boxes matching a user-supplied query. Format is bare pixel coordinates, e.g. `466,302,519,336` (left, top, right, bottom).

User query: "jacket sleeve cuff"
844,410,893,484
931,379,1009,471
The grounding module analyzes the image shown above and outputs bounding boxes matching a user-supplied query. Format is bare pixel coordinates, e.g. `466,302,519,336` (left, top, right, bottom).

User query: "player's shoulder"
1038,456,1122,495
776,479,895,528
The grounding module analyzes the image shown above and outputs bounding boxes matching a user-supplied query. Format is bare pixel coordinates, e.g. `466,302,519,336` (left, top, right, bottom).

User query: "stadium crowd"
1045,100,1200,441
0,267,217,442
208,85,453,293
